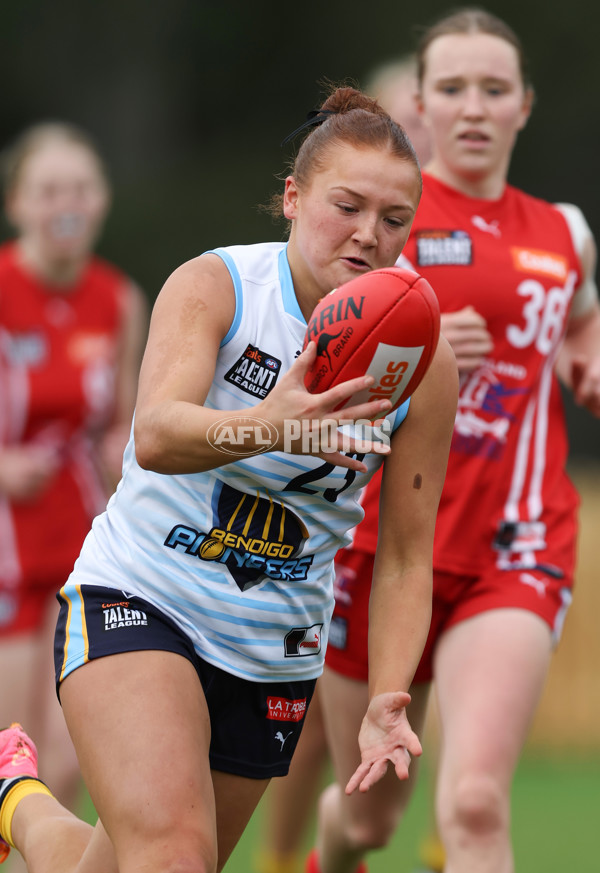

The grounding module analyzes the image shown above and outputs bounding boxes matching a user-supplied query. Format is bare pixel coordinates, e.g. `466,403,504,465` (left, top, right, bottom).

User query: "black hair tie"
280,110,336,147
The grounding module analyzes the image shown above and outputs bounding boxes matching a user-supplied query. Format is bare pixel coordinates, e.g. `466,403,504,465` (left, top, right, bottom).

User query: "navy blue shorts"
55,583,316,779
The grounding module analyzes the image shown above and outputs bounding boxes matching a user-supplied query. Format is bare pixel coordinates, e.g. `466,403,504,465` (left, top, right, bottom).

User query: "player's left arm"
346,336,458,793
554,204,600,417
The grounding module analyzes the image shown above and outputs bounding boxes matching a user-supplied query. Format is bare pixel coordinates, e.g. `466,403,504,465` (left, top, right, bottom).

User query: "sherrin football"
303,267,440,412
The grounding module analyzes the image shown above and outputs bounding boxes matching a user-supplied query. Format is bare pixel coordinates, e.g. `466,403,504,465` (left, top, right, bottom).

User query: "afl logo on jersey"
416,230,472,267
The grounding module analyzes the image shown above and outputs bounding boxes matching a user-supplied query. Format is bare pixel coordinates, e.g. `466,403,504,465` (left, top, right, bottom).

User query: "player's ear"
414,91,431,131
4,188,21,229
283,176,299,220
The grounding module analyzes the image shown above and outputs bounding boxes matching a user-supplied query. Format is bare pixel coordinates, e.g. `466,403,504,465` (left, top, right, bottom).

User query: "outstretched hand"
345,691,422,795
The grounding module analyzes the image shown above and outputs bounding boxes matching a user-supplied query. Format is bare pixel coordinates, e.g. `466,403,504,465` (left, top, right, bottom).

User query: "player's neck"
424,159,508,201
16,239,87,289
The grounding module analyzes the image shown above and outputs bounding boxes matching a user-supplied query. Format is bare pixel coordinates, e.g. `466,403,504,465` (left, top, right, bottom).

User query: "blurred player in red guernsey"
0,122,147,846
307,8,600,873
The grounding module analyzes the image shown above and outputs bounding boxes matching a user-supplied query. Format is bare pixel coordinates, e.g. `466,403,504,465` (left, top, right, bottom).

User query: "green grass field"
223,754,600,872
77,752,599,870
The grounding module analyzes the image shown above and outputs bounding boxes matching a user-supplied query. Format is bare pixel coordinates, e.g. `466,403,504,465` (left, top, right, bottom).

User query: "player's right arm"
134,255,391,475
554,204,600,416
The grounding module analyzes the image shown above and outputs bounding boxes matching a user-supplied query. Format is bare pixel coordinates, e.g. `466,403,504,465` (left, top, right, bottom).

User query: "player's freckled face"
283,144,421,318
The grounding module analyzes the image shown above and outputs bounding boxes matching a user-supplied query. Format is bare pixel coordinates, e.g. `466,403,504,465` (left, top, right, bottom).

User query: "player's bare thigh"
433,608,552,783
60,650,217,869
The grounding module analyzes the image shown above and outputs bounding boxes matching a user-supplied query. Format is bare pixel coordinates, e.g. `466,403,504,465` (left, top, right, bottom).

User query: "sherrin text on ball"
303,267,441,412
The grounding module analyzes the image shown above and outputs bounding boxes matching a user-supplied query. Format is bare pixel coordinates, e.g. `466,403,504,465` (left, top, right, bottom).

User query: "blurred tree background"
1,0,598,455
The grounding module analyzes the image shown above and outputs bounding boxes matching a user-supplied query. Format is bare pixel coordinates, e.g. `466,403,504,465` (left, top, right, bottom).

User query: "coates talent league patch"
224,344,282,399
416,230,473,266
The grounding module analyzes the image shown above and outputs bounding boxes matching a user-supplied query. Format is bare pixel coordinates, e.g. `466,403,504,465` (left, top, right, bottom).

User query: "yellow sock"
419,834,446,872
0,779,54,848
254,849,301,873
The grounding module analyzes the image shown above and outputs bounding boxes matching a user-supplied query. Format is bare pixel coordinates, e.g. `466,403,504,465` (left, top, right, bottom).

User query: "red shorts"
325,547,574,684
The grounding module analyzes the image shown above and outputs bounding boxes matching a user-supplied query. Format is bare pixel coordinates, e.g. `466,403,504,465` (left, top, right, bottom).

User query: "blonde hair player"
306,7,600,873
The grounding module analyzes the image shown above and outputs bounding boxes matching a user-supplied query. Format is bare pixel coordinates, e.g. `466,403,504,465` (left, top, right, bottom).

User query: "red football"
303,267,440,412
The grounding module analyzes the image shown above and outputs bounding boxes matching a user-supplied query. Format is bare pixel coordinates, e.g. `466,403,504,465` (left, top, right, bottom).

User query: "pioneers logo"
207,416,279,455
164,482,313,591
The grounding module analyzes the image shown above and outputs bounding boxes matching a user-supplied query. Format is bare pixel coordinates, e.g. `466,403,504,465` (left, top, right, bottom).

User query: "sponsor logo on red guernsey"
510,247,569,281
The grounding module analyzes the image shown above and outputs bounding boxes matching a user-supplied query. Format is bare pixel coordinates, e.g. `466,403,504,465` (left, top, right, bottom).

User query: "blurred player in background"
307,7,600,873
0,122,147,870
365,56,432,167
255,55,436,873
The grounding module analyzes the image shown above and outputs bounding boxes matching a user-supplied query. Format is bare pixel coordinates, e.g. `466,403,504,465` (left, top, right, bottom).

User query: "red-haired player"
0,88,457,873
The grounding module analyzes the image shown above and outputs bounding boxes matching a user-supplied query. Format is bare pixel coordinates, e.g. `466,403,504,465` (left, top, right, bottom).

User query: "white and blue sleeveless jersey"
66,242,409,681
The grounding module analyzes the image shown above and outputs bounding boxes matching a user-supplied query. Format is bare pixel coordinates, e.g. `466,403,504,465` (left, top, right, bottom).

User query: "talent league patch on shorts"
101,598,149,630
224,343,282,399
266,695,307,722
416,230,472,266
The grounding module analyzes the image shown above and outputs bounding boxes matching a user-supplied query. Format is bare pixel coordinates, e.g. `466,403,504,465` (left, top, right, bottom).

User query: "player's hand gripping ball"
303,267,441,412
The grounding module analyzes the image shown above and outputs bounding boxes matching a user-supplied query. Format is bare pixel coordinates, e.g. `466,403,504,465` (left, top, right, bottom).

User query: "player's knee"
124,839,217,873
119,813,218,873
148,855,215,873
441,773,507,839
342,806,401,852
319,781,407,853
344,821,394,852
